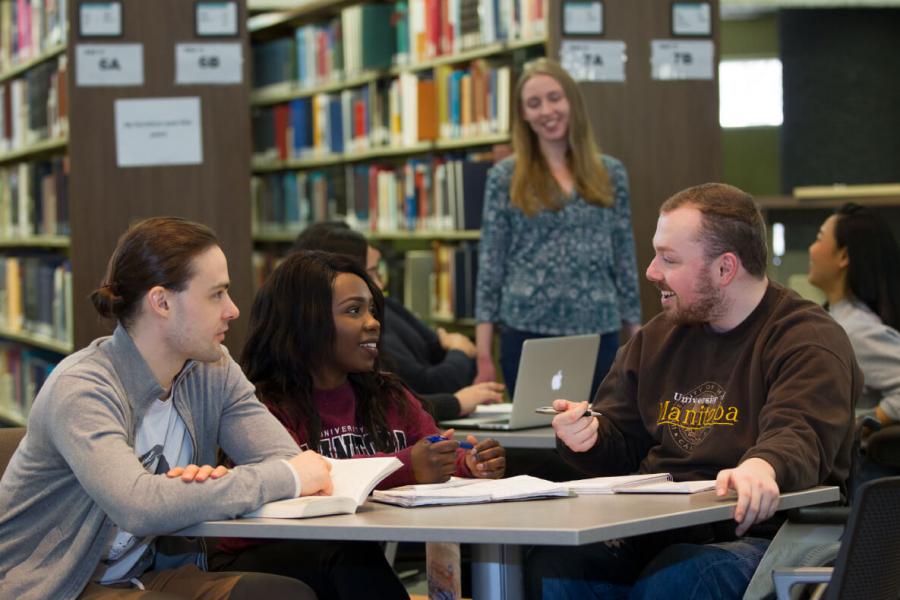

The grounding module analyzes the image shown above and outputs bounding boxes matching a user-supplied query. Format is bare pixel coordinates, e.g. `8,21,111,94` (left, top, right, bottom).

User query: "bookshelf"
247,0,546,324
0,0,71,425
1,0,259,426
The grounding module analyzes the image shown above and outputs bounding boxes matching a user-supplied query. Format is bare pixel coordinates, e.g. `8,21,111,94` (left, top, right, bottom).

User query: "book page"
327,456,403,505
373,475,569,507
612,480,717,494
564,473,673,495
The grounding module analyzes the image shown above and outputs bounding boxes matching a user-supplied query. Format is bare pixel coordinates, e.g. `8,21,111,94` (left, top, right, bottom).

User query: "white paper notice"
176,43,243,85
115,97,203,167
196,1,239,36
651,40,714,80
560,40,626,82
563,1,603,35
80,2,122,36
76,44,143,86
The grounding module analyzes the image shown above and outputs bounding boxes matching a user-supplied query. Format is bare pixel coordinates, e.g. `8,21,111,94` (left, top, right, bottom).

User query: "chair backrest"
0,427,26,478
825,475,900,600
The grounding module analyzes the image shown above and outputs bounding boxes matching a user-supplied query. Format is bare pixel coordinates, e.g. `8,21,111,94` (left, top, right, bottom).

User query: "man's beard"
665,269,727,326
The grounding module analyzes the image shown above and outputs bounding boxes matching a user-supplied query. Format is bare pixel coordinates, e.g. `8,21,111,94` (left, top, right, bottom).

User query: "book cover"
244,456,402,519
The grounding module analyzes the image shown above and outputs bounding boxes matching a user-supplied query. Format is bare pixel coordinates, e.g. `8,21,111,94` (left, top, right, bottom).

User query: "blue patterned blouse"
475,154,641,335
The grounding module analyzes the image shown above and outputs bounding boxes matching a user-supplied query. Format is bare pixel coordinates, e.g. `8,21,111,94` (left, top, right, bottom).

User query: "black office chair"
772,475,900,600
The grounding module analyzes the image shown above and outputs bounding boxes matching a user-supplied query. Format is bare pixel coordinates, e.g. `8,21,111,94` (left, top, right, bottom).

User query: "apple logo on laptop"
551,369,563,391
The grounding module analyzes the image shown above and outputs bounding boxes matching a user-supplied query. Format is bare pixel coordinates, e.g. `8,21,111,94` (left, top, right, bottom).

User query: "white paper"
563,1,603,35
80,2,122,37
651,40,715,80
76,44,143,86
115,97,203,167
175,43,243,85
672,2,712,36
560,40,626,82
196,1,239,36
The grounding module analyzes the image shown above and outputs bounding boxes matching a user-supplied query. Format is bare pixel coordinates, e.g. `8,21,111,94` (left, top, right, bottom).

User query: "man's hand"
551,399,599,453
716,457,780,536
463,434,506,479
411,430,459,483
166,464,229,483
437,327,477,358
288,450,333,497
455,382,505,415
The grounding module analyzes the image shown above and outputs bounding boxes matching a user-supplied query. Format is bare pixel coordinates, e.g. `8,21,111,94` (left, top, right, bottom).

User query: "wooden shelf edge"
0,235,71,249
251,135,508,172
254,229,481,243
0,43,66,84
0,406,26,427
0,328,73,354
757,194,900,210
0,137,68,165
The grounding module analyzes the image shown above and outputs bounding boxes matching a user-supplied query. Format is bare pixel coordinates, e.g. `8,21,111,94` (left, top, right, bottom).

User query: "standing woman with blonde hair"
474,58,641,397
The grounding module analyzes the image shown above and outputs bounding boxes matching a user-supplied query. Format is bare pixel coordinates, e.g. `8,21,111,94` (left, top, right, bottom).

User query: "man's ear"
145,285,171,318
716,252,740,286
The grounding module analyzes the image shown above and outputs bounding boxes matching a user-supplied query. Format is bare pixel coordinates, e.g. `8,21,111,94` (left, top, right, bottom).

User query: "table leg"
471,544,523,600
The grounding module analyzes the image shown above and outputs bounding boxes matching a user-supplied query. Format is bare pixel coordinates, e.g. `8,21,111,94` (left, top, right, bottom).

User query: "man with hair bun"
0,217,332,600
526,183,861,599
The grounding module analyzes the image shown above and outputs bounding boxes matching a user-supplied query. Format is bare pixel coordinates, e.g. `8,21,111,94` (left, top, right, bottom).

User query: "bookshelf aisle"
0,0,71,426
247,0,547,326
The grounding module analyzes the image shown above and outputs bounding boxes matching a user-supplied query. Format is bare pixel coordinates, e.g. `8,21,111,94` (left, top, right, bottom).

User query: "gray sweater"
0,325,301,600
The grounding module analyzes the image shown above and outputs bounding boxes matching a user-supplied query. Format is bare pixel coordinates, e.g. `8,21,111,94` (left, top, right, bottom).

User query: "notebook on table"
439,333,600,430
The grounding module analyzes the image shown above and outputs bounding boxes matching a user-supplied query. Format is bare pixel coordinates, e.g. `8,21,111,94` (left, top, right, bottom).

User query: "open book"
243,456,402,519
564,473,716,495
372,475,571,507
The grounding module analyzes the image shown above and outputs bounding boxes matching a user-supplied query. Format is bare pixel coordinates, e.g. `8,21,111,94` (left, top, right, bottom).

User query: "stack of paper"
565,473,673,494
372,475,570,507
564,473,717,495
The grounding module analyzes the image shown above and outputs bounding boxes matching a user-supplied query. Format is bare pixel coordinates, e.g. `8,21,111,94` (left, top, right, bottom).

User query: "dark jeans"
209,540,409,600
499,327,619,400
525,528,770,600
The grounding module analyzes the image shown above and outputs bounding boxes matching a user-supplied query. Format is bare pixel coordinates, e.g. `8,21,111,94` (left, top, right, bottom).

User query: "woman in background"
474,57,641,397
808,202,900,426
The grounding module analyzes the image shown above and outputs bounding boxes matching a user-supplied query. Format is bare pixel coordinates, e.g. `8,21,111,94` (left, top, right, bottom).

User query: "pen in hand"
535,406,603,418
426,434,475,449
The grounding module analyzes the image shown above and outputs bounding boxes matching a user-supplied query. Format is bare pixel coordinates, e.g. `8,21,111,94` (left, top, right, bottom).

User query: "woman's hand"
166,464,229,483
464,435,506,479
410,435,458,483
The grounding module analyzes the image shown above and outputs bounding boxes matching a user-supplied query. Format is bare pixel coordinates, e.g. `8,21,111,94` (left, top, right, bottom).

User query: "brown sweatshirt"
559,282,860,495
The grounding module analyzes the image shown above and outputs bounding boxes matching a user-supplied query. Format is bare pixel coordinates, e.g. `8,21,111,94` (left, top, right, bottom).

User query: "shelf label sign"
175,43,243,85
76,44,143,86
115,97,203,167
559,40,626,82
650,40,714,80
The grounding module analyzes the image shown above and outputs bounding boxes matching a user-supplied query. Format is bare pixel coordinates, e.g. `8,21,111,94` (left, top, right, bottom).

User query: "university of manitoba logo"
657,382,738,452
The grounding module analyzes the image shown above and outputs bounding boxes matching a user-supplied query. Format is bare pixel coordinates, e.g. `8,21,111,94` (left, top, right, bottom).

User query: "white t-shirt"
94,396,193,584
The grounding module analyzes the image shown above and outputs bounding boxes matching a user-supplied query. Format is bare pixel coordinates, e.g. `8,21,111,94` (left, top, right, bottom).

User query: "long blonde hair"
510,58,613,216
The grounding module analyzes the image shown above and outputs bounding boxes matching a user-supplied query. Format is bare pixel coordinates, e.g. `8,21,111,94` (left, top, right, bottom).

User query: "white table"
176,486,839,599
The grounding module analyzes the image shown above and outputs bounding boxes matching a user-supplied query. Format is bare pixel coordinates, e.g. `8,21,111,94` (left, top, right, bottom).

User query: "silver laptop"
439,334,600,430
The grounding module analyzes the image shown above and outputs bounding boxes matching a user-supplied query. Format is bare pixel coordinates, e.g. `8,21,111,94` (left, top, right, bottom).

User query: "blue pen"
427,434,474,449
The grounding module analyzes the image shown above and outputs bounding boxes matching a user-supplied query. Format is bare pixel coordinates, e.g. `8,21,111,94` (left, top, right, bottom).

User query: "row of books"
404,241,478,320
0,156,69,238
399,0,546,65
252,169,340,237
0,342,59,424
251,0,544,90
252,61,511,160
0,54,68,153
252,155,492,235
0,0,67,72
0,253,72,345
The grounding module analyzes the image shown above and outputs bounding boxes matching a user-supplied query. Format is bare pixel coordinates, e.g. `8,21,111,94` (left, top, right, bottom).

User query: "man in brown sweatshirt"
525,183,860,600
